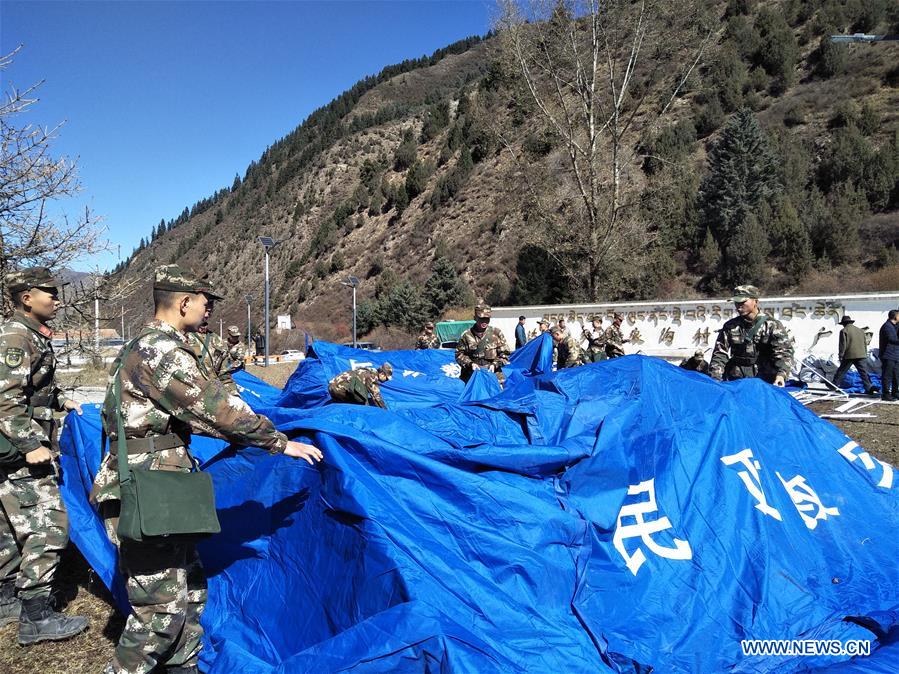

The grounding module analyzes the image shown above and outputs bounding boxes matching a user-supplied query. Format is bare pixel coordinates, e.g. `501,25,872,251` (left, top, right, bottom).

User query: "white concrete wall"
491,292,899,362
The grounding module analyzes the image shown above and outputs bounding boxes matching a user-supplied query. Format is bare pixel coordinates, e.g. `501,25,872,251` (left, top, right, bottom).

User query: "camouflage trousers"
0,461,67,599
101,503,207,674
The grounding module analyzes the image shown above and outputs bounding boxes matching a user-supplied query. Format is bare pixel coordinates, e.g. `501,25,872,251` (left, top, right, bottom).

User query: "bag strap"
111,334,146,487
746,313,768,342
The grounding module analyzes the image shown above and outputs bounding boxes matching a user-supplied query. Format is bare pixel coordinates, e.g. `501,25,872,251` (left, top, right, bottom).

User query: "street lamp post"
258,236,276,367
244,293,253,353
340,276,360,348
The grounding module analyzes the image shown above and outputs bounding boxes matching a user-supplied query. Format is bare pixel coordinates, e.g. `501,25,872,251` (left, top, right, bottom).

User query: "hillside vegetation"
112,1,899,344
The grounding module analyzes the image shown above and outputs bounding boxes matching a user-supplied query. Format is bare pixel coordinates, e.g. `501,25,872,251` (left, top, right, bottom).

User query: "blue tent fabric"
507,331,555,375
56,345,899,673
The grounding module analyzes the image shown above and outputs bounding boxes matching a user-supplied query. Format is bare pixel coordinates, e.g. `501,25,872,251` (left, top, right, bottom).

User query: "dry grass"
0,547,122,674
245,361,300,389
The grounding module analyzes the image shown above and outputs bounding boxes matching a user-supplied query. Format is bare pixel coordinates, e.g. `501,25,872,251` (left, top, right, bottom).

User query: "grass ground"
2,392,896,672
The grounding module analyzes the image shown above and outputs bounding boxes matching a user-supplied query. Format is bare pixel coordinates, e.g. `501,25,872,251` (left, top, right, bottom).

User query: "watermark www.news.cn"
741,640,871,657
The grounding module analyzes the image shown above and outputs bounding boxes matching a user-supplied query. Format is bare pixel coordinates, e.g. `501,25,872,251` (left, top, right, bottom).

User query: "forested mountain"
111,1,899,344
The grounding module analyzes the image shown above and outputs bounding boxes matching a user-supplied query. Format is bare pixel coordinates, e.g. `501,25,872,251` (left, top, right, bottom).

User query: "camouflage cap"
5,267,68,294
729,285,760,302
694,348,705,357
154,264,223,299
590,315,602,322
474,303,492,319
378,362,393,378
539,319,549,327
227,325,241,337
550,327,564,338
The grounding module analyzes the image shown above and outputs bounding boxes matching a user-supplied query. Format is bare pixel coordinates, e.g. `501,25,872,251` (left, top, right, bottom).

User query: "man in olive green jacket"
833,315,876,394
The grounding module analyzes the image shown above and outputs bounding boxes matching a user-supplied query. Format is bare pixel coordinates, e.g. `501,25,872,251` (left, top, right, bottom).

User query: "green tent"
435,320,474,345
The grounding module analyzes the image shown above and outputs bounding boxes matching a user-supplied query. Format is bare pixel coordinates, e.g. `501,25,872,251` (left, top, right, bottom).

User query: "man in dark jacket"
833,315,876,394
879,310,899,401
514,316,527,350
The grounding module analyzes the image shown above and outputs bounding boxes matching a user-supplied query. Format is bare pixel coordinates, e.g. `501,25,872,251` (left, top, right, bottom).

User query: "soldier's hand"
773,375,786,387
63,399,83,415
25,446,53,464
284,441,323,465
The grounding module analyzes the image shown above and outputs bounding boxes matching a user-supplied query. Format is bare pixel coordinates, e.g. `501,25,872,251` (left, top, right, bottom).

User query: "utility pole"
258,236,277,367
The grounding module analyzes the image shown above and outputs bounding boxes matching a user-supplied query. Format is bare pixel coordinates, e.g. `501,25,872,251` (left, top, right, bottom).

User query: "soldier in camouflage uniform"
604,314,628,359
415,322,440,350
328,363,393,409
186,313,239,396
93,265,322,674
455,304,511,384
582,316,607,363
679,348,710,375
709,285,794,386
0,267,89,643
225,325,247,373
527,319,550,341
551,327,585,369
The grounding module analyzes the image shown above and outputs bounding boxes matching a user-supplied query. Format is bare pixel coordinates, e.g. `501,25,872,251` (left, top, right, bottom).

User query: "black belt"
109,432,189,456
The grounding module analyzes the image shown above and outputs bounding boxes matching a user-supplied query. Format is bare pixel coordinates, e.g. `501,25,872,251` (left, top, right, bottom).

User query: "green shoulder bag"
112,335,222,543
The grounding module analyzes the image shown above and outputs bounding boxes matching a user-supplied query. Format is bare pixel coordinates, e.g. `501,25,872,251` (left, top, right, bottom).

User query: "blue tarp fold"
57,345,899,673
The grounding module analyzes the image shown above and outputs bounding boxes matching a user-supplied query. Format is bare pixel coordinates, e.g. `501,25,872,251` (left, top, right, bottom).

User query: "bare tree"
494,0,713,301
0,46,108,311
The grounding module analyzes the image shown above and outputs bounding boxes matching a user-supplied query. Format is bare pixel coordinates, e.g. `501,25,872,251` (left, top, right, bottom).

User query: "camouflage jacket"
604,325,626,357
187,331,227,377
415,332,440,350
557,335,585,369
709,313,794,382
0,311,70,458
226,342,248,372
582,327,606,354
328,368,387,408
91,320,287,504
679,356,710,374
455,327,510,371
187,330,238,394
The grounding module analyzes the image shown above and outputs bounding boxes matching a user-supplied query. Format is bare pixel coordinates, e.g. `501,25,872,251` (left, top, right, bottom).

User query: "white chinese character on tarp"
720,449,783,521
441,362,461,378
837,441,894,489
613,478,693,576
348,359,374,370
776,473,840,530
402,370,422,378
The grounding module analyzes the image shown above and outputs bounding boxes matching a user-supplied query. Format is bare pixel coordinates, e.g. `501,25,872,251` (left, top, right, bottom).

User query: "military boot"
0,581,20,627
17,594,88,645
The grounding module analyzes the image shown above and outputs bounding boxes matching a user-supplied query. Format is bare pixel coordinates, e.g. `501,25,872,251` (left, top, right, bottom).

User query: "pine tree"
815,182,865,265
767,196,812,281
423,257,467,317
700,108,781,283
723,212,770,286
697,228,721,276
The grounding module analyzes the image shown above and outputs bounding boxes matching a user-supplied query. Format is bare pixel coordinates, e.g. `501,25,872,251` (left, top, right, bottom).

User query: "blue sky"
2,1,492,271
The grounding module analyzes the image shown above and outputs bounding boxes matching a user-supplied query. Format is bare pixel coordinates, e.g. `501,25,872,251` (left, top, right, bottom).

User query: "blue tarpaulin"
58,346,899,673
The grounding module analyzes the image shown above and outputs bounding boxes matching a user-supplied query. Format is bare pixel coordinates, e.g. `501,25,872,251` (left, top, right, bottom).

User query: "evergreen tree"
380,280,428,332
697,228,721,276
700,108,780,281
508,245,570,305
723,212,770,286
423,257,467,317
394,135,418,171
767,196,812,280
814,182,865,265
405,160,433,200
